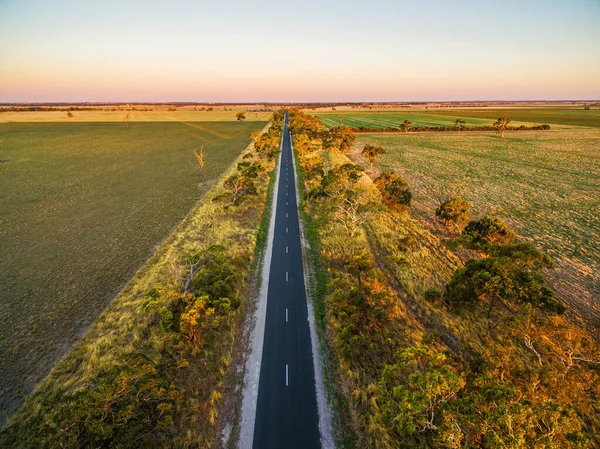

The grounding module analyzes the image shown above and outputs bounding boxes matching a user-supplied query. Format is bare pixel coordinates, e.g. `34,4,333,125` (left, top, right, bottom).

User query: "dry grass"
350,129,600,329
0,107,271,123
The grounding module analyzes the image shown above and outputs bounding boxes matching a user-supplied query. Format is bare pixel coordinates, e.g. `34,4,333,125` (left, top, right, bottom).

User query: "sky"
0,0,599,102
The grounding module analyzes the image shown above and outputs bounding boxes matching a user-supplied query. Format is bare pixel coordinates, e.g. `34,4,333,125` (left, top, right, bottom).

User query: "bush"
463,216,515,246
374,172,412,209
424,287,444,302
446,243,565,315
435,197,471,231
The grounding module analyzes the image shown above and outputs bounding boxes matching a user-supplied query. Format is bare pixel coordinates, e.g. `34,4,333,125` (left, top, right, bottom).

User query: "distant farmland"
420,107,600,128
350,129,600,329
313,111,551,130
0,120,266,424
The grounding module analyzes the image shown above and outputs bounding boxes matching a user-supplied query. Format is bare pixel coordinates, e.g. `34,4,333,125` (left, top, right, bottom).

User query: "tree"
319,164,375,236
446,242,566,320
193,145,206,183
223,173,256,204
493,117,511,137
361,144,386,170
301,155,324,202
399,119,412,133
374,172,412,209
453,118,466,132
66,111,73,118
376,346,465,443
463,216,515,246
435,197,471,231
293,132,312,156
322,126,356,153
236,111,246,121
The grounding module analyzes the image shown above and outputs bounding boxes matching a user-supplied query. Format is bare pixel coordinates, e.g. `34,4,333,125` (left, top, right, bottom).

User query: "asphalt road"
252,113,321,449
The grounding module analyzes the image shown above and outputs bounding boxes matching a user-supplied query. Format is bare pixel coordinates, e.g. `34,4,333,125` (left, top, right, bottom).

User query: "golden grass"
0,107,272,123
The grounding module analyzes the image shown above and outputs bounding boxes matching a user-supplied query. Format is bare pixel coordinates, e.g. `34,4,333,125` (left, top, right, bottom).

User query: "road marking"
286,364,289,386
286,201,288,206
286,227,288,233
286,308,288,322
286,245,289,253
286,192,288,196
286,212,288,218
286,271,288,282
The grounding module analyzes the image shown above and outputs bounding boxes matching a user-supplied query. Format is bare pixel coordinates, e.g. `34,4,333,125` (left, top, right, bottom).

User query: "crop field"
420,107,600,128
0,120,266,424
350,129,600,328
313,111,553,130
0,108,272,123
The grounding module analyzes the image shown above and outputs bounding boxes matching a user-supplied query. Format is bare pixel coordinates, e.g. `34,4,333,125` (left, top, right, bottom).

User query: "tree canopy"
435,197,471,231
361,144,386,170
374,172,412,209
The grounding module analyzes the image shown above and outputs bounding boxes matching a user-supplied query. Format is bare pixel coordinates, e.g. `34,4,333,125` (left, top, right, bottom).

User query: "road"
252,113,321,449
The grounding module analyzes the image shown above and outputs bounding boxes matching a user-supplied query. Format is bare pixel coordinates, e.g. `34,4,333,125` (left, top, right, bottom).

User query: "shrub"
424,287,445,302
374,172,412,209
435,197,471,231
463,216,515,246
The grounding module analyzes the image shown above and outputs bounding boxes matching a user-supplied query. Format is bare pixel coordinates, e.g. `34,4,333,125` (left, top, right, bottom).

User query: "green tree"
374,172,412,209
453,118,466,132
376,346,465,444
322,126,356,153
435,197,471,231
361,144,386,170
463,216,515,246
399,119,412,133
447,242,566,320
493,117,511,137
318,164,375,236
223,173,256,204
236,111,246,121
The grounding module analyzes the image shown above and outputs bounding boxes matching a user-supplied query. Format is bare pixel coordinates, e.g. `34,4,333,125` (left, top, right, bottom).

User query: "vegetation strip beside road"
1,115,284,448
289,109,600,448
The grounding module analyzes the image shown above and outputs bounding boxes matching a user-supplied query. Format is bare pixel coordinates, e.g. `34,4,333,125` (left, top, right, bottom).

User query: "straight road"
253,113,321,448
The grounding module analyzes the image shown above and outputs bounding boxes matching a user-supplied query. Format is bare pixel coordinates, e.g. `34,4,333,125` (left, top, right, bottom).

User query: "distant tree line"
342,121,551,134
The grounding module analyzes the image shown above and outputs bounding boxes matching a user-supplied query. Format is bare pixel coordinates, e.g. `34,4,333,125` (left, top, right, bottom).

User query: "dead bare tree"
172,258,204,294
194,145,206,183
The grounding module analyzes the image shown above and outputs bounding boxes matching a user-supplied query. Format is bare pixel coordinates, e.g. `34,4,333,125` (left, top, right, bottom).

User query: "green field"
351,129,600,327
0,120,266,424
421,107,600,128
313,111,553,130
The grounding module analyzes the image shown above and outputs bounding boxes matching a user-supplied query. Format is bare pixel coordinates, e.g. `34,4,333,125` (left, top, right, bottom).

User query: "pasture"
313,110,554,130
0,120,266,424
351,129,600,328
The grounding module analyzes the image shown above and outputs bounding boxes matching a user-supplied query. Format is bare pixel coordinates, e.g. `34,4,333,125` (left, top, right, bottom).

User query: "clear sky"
1,0,599,102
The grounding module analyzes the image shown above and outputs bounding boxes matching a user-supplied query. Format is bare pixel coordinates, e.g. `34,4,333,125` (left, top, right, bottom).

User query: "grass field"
0,120,266,425
350,129,600,328
421,107,600,128
313,111,557,130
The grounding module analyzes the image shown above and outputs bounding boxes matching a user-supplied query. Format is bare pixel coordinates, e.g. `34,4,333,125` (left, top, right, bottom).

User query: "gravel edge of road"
238,132,283,449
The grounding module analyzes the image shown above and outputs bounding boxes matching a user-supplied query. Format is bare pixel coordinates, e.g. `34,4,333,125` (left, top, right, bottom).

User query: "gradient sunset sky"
1,0,599,102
